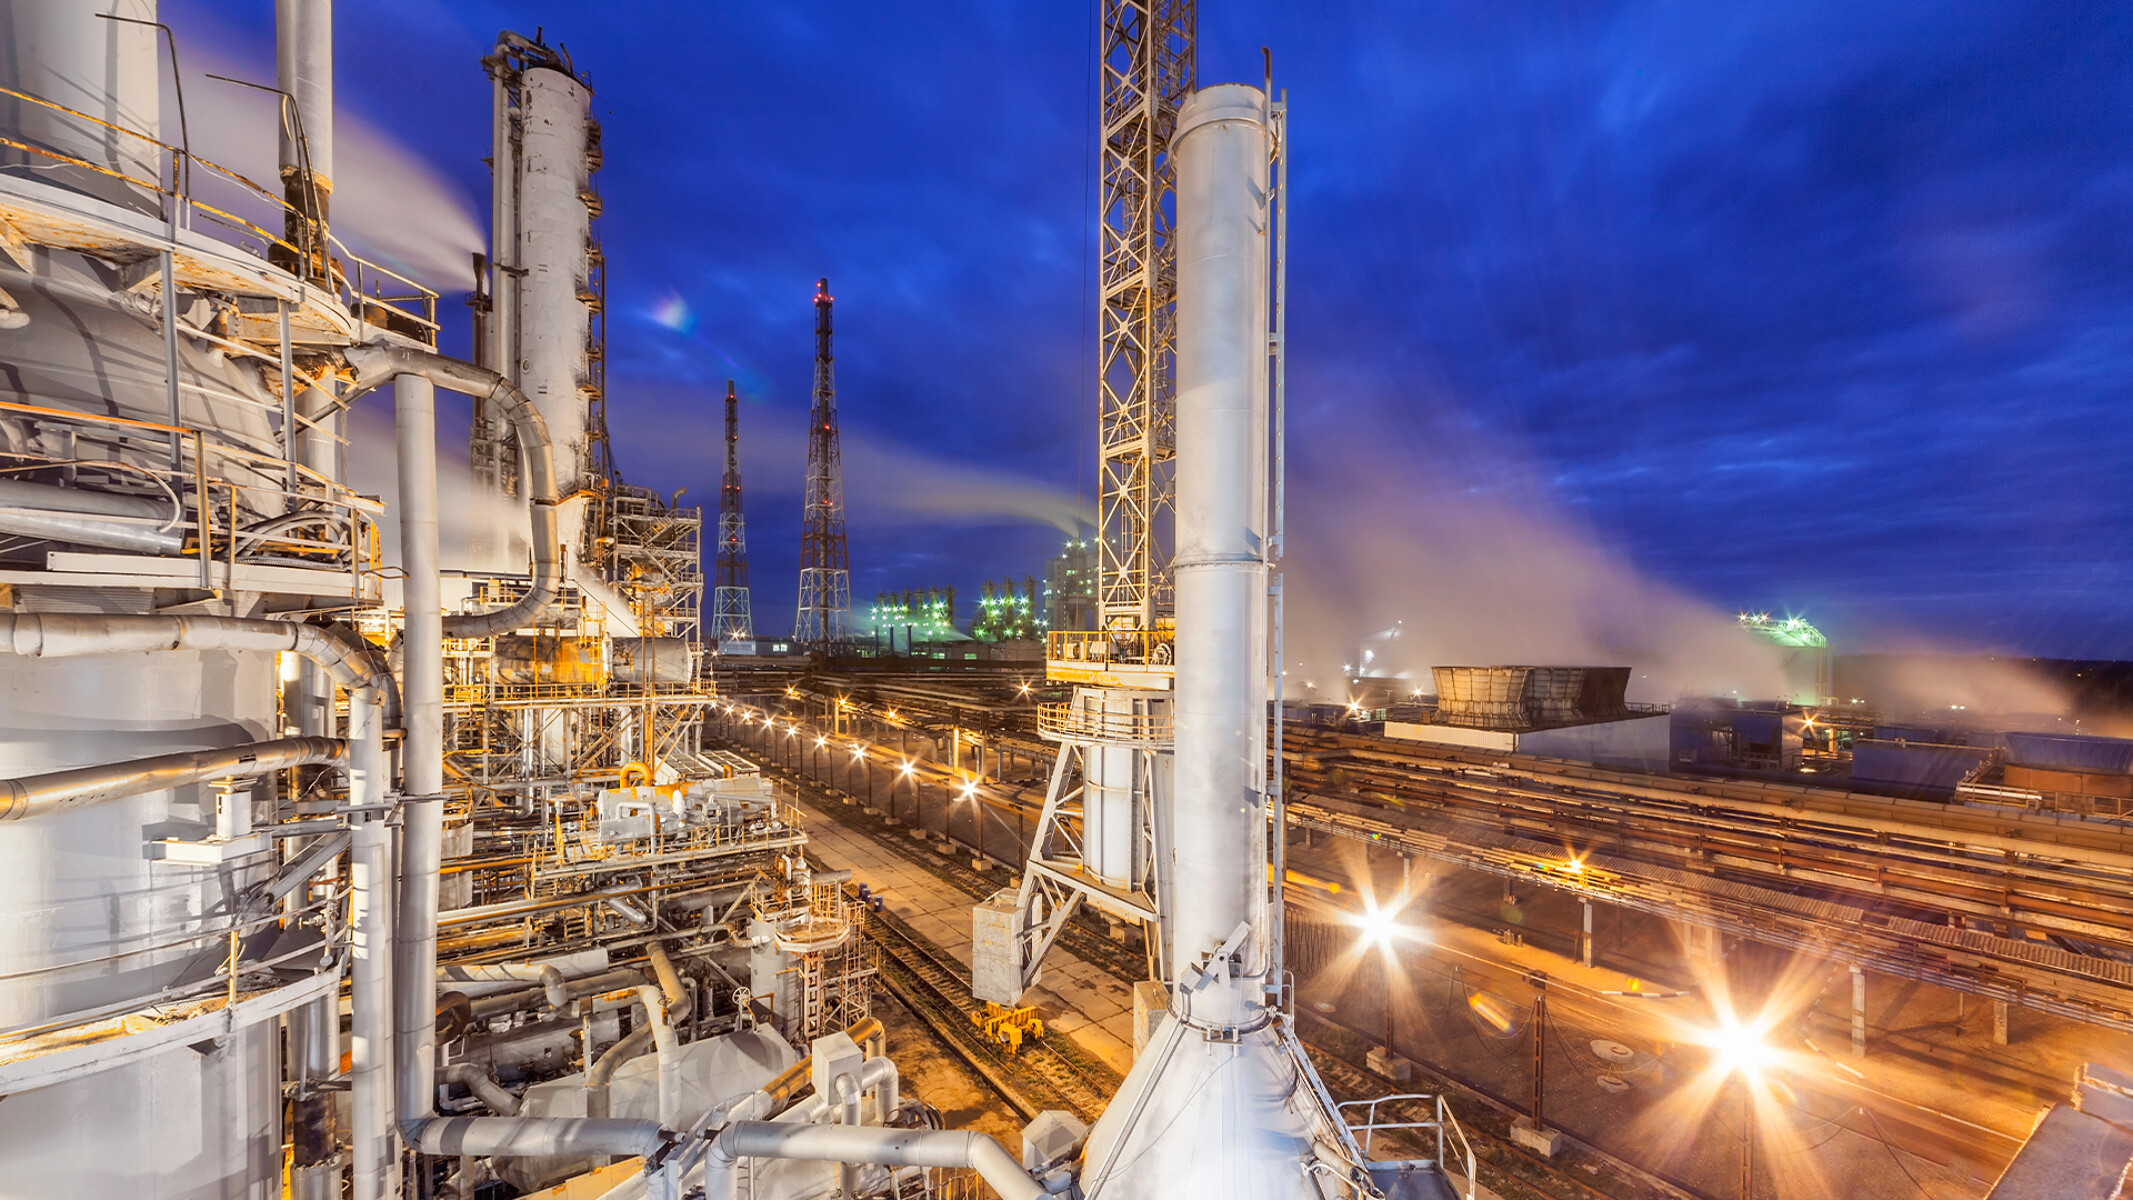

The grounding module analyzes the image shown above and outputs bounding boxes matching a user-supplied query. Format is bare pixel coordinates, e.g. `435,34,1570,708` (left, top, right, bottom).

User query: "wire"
1860,1108,1937,1198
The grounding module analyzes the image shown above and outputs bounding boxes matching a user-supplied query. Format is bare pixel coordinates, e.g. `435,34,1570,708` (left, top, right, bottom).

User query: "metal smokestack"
1079,83,1367,1200
1167,82,1274,1002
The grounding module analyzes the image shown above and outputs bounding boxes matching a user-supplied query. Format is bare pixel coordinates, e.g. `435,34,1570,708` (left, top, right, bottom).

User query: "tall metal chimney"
1078,81,1366,1200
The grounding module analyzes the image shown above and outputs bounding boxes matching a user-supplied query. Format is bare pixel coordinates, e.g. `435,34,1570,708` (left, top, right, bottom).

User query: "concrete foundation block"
1365,1046,1414,1082
1510,1118,1560,1157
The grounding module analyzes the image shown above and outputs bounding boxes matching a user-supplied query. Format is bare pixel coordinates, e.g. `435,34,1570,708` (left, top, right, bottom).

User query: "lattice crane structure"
1097,0,1196,636
976,0,1201,1005
794,278,853,653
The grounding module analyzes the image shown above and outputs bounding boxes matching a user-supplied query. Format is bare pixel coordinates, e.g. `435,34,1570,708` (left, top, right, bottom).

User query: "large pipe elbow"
340,342,561,639
441,1063,521,1116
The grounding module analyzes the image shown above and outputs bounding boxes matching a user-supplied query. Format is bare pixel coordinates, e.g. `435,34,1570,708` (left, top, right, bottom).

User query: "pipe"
342,345,563,1154
348,803,395,1200
394,369,449,1126
0,612,390,696
1167,83,1273,1023
274,0,334,183
703,1123,1042,1200
606,896,653,927
443,1063,520,1116
634,985,682,1129
338,343,561,640
0,478,182,554
585,944,688,1121
0,736,342,821
410,1118,670,1159
291,990,339,1199
460,968,644,1020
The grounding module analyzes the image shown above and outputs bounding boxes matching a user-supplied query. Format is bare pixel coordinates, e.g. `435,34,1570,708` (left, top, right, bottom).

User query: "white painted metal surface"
0,643,285,1198
1079,83,1368,1200
516,65,597,549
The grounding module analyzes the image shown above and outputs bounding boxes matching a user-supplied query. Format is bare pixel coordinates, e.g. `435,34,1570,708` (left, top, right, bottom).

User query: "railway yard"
704,664,2133,1200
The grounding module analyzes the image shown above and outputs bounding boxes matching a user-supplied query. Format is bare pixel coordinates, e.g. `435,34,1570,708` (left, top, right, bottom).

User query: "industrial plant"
0,4,2128,1200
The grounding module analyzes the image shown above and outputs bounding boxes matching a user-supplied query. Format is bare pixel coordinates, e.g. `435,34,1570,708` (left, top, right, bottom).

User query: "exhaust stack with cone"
1077,82,1371,1200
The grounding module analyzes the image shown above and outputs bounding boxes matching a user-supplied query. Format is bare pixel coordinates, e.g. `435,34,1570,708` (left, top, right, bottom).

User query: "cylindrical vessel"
0,0,162,216
0,624,284,1196
611,638,696,685
517,65,595,548
1166,84,1272,997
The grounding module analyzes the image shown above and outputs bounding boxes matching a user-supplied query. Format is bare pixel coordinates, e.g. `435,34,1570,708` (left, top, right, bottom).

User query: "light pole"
959,778,981,862
1709,1019,1771,1200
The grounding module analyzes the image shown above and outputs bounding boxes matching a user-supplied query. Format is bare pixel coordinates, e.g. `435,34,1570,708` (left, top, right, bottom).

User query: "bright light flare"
850,744,866,759
898,761,916,777
958,781,978,801
1708,1019,1776,1079
814,737,827,749
1352,896,1414,952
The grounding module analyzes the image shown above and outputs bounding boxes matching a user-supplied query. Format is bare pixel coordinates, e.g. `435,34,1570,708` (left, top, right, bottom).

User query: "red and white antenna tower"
794,278,852,651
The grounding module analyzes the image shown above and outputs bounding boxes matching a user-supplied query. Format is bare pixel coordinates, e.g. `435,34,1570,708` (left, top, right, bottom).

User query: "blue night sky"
176,2,2133,662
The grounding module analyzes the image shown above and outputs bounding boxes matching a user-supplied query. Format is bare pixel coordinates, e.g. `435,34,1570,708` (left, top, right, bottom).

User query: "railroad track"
862,899,1121,1125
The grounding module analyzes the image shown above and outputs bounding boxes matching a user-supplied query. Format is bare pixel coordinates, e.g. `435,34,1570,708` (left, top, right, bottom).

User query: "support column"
1992,998,2009,1046
1581,900,1594,969
1850,966,1867,1057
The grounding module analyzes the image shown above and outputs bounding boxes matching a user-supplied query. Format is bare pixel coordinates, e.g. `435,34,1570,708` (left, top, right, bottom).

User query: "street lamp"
898,760,916,827
1351,896,1414,1063
957,778,980,859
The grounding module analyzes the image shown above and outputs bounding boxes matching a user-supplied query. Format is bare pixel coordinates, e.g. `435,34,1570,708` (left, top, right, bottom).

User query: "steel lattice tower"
794,278,852,652
1097,0,1195,632
711,380,756,653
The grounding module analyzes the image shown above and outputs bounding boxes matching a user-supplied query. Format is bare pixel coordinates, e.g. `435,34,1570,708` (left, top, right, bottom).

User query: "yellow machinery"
972,1002,1045,1055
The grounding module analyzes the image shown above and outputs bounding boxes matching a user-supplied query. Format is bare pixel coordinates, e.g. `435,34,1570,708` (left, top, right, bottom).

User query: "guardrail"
1045,628,1174,667
1337,1092,1477,1200
1036,701,1173,746
0,83,438,338
0,398,380,592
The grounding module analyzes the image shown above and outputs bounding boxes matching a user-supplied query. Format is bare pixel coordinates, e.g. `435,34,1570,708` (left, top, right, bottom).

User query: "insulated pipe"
349,804,396,1200
585,944,688,1120
410,1118,670,1159
394,371,447,1130
442,1063,520,1116
633,985,682,1129
342,344,564,1159
1167,84,1274,1019
0,478,182,554
0,737,342,820
274,0,334,189
703,1123,1043,1200
0,612,389,695
346,684,395,1200
606,895,653,927
339,344,562,640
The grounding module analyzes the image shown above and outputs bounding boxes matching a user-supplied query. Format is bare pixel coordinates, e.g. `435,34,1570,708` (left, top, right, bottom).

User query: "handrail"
0,83,439,337
1036,701,1173,746
1045,627,1175,666
1336,1093,1477,1199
